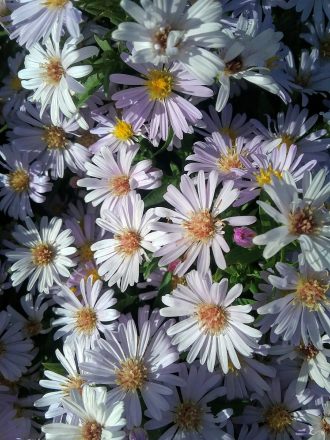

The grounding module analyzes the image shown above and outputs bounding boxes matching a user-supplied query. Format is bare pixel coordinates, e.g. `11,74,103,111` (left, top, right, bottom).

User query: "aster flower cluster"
0,0,329,439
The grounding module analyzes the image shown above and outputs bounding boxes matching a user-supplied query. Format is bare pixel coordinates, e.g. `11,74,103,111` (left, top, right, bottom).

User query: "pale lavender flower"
161,270,262,373
0,144,52,220
80,308,182,429
303,400,330,440
77,145,162,215
110,56,213,140
153,170,256,276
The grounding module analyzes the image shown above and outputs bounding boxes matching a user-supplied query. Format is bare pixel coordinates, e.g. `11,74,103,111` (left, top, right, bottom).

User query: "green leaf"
76,72,103,107
142,258,159,279
226,247,263,266
42,362,66,376
94,35,112,52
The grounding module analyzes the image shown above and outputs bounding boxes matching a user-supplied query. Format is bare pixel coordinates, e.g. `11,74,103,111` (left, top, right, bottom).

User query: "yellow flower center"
61,375,86,396
81,421,102,440
217,148,243,172
146,69,174,100
116,358,148,391
31,244,55,266
289,206,317,235
75,307,97,334
112,119,134,141
79,242,94,263
25,320,42,337
43,0,69,9
43,57,65,85
264,404,293,433
8,169,30,193
174,401,202,432
109,175,131,196
295,278,328,310
196,303,228,335
297,343,319,360
280,133,296,149
10,75,22,91
254,166,282,186
183,210,217,243
116,230,141,256
43,126,67,149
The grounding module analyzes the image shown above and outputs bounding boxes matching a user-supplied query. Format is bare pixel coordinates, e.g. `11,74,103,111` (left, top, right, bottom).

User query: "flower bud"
233,227,256,248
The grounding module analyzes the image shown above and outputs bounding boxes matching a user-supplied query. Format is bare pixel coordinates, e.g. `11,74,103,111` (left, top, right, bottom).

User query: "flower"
110,57,213,140
153,170,256,276
18,36,98,124
160,270,262,372
42,385,126,440
52,276,120,348
255,256,330,348
253,169,330,270
276,0,330,23
233,227,256,248
11,103,91,179
5,216,76,293
0,52,27,118
91,193,160,292
9,0,82,48
303,401,330,440
0,310,34,381
80,308,182,428
112,0,226,84
77,145,162,215
144,363,231,439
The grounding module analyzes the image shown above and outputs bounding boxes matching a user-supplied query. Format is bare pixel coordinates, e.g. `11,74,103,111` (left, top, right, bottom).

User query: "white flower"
18,37,98,125
153,170,256,276
5,216,76,293
91,193,161,292
52,276,120,349
42,386,126,440
160,270,262,373
112,0,227,84
78,145,163,215
253,169,330,271
9,0,82,48
0,310,34,381
303,401,330,440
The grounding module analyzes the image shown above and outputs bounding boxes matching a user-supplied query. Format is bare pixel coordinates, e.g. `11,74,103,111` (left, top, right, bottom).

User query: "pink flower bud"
168,259,181,272
233,227,256,248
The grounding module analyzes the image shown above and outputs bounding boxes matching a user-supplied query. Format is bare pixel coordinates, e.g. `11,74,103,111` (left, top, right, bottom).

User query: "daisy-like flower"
251,104,330,160
0,310,34,381
89,106,142,154
270,340,330,394
35,343,86,418
300,14,330,64
145,363,232,440
91,193,161,292
18,37,98,124
9,0,82,48
234,378,314,439
303,401,330,440
0,144,52,220
110,56,213,141
153,170,256,276
42,386,126,440
161,270,262,373
5,216,76,293
7,293,51,338
216,21,284,112
255,256,330,348
184,132,262,180
77,145,163,214
11,103,90,179
52,276,120,348
235,144,316,206
253,169,330,271
80,310,182,429
112,0,226,84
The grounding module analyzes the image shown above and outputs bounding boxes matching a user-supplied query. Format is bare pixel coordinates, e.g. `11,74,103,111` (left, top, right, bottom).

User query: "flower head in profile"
42,386,126,440
5,216,76,293
9,0,82,48
18,37,98,124
161,270,261,372
253,169,330,271
111,56,213,140
153,170,256,276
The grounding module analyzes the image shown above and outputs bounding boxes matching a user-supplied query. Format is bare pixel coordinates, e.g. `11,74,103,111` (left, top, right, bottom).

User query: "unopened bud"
233,227,256,248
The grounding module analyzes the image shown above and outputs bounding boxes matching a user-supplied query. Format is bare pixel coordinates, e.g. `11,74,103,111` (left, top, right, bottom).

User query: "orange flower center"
75,307,97,334
184,210,217,243
116,230,141,256
109,175,131,196
116,358,148,391
43,57,65,85
295,278,328,310
81,421,102,440
31,244,55,266
61,375,86,396
196,303,228,335
289,206,317,235
297,343,319,360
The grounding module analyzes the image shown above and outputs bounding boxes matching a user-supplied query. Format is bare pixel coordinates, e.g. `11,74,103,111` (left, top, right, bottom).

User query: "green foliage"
42,362,66,376
76,0,127,25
